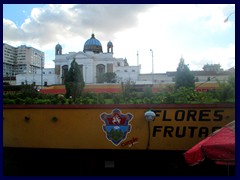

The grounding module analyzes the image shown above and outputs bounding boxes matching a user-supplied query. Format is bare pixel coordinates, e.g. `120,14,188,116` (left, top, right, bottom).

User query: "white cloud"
3,18,17,29
3,4,235,72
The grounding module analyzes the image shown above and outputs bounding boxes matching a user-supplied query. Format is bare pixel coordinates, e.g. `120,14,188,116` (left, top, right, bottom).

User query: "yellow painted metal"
3,104,234,151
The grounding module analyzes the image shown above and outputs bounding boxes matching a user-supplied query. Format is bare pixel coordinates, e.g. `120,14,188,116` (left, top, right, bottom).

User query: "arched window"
96,64,105,83
62,65,68,84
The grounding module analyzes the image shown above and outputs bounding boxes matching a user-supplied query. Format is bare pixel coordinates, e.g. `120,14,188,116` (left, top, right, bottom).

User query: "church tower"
55,43,62,55
107,41,113,53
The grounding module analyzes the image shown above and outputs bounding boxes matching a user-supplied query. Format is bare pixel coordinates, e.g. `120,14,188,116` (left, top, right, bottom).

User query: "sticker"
121,137,139,147
100,109,133,146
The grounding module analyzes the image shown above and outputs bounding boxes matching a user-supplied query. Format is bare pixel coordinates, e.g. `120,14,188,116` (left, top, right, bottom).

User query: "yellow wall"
3,104,234,151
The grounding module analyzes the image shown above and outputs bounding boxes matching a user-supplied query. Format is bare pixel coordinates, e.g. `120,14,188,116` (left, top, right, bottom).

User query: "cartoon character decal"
100,109,133,146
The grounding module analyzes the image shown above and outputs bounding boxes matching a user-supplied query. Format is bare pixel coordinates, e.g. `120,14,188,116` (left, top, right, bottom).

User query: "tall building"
3,43,45,77
3,43,17,77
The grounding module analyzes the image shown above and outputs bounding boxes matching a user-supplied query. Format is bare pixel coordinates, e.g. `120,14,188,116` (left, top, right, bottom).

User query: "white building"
3,43,16,77
53,34,140,84
3,43,45,78
16,68,57,86
15,34,140,86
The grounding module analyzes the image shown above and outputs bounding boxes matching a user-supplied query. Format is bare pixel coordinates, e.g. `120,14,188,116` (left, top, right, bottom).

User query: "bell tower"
107,41,113,53
55,43,62,55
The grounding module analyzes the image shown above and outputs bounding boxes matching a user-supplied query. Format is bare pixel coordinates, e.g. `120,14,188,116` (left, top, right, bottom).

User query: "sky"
3,4,235,73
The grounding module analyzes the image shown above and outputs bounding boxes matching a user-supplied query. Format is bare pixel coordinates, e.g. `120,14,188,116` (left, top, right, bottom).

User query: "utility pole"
150,49,154,84
137,51,139,66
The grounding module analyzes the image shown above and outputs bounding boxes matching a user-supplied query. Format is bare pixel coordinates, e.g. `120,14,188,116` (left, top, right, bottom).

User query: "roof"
83,34,103,53
166,70,234,77
39,85,121,94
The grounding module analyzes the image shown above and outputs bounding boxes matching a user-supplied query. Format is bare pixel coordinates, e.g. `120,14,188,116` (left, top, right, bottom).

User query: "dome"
83,34,103,53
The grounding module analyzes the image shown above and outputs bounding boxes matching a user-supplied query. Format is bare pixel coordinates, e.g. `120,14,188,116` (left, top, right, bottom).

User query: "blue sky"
3,4,45,26
3,4,235,73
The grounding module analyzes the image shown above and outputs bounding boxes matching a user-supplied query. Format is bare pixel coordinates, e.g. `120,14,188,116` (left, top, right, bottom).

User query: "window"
96,64,105,83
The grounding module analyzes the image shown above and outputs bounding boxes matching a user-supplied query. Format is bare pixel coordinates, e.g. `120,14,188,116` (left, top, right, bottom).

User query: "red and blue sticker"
100,109,134,146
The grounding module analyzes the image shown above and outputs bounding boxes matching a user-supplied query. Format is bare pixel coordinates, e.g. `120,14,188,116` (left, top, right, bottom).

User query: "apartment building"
3,43,45,77
3,43,17,77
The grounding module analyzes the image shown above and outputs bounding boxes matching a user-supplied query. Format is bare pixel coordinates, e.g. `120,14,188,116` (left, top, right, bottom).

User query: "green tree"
98,72,117,83
105,72,117,83
121,80,137,103
175,57,195,90
216,75,235,102
65,59,85,101
20,84,39,98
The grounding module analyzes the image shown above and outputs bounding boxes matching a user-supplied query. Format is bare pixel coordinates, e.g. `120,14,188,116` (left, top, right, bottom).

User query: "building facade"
3,43,17,77
3,43,45,78
139,70,234,84
16,68,57,86
54,34,140,84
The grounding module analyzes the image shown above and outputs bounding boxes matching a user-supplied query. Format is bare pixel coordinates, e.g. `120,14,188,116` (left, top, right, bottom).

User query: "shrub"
15,98,25,104
3,99,15,104
25,97,34,104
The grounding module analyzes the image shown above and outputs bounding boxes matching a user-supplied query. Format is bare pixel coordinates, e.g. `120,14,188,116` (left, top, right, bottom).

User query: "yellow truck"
3,104,235,175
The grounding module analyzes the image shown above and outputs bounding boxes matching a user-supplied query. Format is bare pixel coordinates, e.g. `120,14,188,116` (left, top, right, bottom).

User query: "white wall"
16,73,58,86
